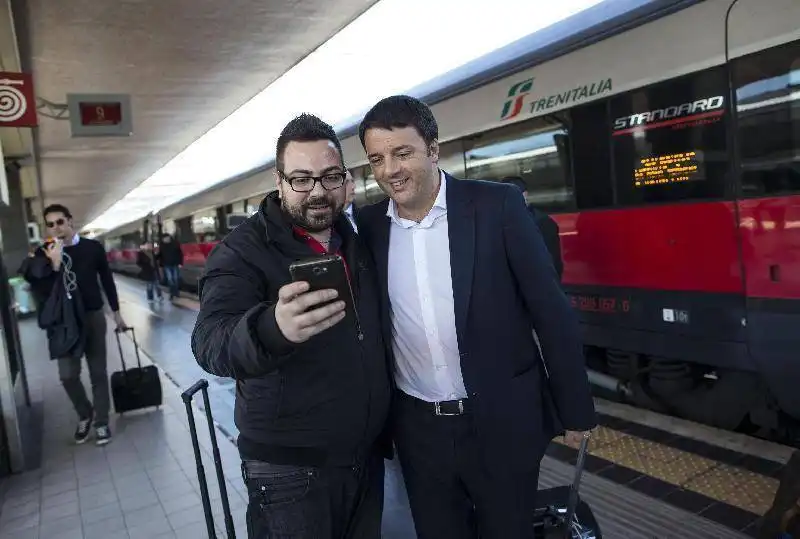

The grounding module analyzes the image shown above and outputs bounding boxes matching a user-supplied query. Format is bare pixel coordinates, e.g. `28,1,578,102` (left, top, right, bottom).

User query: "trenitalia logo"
613,95,725,135
500,78,534,120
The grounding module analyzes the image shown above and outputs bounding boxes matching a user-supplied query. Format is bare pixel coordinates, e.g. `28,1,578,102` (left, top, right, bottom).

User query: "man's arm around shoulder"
501,187,596,431
191,244,295,380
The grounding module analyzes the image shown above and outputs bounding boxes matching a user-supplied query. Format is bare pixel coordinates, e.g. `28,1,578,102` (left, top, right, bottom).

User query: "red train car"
102,0,800,443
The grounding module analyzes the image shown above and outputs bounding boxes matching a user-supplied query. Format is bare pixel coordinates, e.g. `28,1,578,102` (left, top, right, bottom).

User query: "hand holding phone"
44,238,63,270
274,281,346,344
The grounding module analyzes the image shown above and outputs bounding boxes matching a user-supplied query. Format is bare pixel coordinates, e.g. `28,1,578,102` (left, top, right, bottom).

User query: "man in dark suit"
355,95,596,539
344,170,359,233
501,176,564,281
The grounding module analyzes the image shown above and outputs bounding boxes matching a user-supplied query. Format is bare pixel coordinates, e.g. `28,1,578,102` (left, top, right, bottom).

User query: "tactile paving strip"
554,425,780,515
684,466,780,515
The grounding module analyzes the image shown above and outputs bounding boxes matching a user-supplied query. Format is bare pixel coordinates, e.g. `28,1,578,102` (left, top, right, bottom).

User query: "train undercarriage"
585,346,800,448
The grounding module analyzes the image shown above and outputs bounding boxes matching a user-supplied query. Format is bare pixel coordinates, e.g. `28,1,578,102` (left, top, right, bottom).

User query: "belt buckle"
434,399,464,416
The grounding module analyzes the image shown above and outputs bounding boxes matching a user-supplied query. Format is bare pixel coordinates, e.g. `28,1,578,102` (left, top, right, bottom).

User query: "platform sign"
0,72,38,128
67,93,132,137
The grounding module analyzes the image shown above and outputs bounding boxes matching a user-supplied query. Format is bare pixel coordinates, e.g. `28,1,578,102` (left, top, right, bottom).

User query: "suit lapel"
371,200,391,308
446,176,475,342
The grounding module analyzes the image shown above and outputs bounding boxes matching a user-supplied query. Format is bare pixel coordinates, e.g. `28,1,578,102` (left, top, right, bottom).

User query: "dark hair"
43,204,73,220
358,95,438,149
275,113,343,172
501,176,527,193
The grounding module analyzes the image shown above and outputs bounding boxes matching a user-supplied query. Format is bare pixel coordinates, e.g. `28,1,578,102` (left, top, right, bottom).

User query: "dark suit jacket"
357,174,596,469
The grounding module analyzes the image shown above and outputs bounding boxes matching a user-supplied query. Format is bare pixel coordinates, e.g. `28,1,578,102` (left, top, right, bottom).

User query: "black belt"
402,392,470,416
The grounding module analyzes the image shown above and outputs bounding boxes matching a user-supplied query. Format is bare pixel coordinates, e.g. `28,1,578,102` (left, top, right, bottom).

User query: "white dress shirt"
387,171,468,403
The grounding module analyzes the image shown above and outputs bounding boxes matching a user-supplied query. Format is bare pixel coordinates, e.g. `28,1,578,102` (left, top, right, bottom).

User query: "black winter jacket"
191,192,392,466
158,240,183,267
136,251,159,281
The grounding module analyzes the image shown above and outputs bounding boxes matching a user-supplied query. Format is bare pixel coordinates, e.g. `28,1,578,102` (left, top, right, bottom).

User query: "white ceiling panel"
27,0,377,226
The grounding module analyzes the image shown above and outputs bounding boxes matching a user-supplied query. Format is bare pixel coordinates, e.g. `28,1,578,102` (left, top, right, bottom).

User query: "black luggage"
110,327,163,413
534,435,602,538
759,449,800,538
182,379,236,539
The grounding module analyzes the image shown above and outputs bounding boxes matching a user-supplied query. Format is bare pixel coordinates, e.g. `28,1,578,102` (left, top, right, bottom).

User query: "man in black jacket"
191,114,391,539
501,176,564,281
23,204,127,446
343,171,359,233
158,233,183,299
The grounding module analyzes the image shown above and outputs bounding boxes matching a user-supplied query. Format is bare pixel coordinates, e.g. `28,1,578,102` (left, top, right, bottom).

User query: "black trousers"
57,309,110,426
242,453,384,539
394,392,541,539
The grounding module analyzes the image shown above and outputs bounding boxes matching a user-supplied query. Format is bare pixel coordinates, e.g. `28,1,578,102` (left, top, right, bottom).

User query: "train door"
727,0,800,427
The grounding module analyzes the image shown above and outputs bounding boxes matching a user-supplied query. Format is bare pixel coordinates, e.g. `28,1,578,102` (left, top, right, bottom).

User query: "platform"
0,274,791,538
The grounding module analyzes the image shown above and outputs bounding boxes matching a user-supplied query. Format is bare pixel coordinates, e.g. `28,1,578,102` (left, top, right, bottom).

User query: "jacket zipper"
344,266,364,341
349,262,370,464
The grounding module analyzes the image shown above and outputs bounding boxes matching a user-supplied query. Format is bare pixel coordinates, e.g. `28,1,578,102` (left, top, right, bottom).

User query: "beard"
281,193,343,233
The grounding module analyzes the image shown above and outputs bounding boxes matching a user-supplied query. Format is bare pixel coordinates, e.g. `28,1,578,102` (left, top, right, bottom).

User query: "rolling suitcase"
110,327,163,413
534,435,602,539
182,379,236,539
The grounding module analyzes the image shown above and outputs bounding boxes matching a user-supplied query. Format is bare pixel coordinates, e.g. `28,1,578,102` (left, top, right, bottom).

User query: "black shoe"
74,414,93,444
95,425,112,446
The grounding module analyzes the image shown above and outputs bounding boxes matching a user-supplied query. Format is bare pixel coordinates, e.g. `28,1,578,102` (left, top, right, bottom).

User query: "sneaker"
95,425,112,446
74,414,93,444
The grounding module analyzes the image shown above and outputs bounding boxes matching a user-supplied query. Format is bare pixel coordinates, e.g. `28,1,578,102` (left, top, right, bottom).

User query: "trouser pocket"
241,460,323,539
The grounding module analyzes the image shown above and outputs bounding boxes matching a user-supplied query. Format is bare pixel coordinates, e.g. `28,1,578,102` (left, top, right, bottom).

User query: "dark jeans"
242,453,384,539
146,278,163,300
57,309,110,426
394,391,541,539
163,265,180,298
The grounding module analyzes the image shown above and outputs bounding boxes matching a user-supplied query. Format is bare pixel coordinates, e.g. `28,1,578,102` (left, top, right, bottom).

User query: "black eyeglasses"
46,218,66,228
279,171,346,193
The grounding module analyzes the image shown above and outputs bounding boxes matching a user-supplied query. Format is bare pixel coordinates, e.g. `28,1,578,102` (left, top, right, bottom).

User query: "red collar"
292,226,338,255
292,226,351,281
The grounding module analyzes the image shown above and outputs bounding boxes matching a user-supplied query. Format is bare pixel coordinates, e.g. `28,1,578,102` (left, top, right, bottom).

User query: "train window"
733,40,800,197
191,210,218,242
610,67,730,206
120,232,141,249
438,140,467,180
571,101,614,209
350,165,381,206
463,118,573,213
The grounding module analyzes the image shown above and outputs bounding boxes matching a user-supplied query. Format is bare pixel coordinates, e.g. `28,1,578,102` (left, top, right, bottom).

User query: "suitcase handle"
114,326,143,373
563,434,591,539
182,379,209,401
182,379,236,539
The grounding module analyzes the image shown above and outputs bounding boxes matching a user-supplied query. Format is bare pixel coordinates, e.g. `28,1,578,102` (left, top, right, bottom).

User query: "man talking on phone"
23,204,127,446
192,114,391,539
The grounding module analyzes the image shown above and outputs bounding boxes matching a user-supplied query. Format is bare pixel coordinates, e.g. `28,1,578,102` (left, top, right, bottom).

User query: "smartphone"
288,255,355,319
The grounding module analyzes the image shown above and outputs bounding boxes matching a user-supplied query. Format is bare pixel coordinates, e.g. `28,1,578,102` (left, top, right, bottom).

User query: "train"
100,0,800,445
